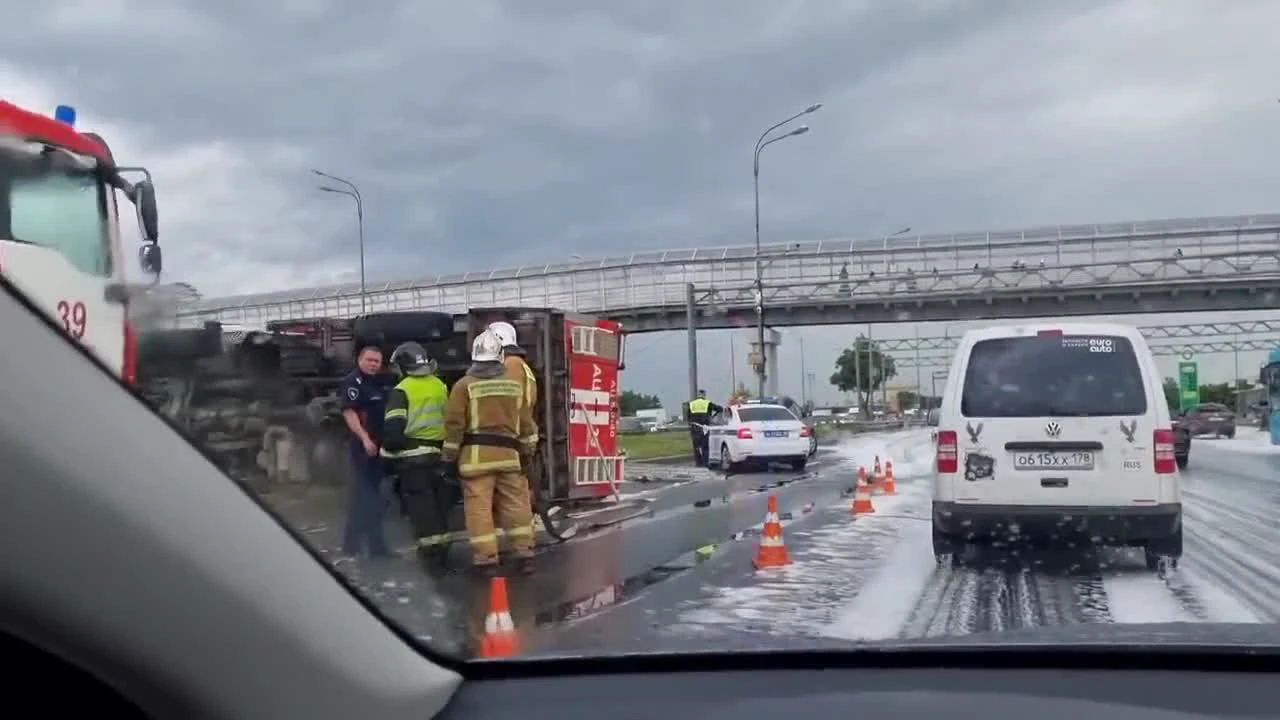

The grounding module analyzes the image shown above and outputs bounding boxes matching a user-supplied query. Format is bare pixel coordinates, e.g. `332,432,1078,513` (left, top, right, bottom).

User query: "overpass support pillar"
749,328,782,398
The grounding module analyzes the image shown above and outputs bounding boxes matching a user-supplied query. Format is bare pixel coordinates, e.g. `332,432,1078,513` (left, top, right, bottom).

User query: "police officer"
686,389,722,467
339,345,396,559
381,342,455,572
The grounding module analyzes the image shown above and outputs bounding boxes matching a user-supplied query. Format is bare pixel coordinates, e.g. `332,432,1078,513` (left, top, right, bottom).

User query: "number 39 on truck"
0,100,161,384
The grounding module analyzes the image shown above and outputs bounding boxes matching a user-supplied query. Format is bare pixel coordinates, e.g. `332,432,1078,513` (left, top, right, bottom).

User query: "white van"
931,322,1181,571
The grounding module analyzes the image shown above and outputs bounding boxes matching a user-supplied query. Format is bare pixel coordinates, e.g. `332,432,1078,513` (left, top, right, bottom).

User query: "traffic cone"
873,456,883,479
479,577,520,658
753,495,791,569
857,465,869,486
851,470,876,515
880,458,897,495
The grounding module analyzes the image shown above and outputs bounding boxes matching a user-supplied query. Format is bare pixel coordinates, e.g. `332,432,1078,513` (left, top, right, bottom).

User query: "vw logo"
1045,421,1062,437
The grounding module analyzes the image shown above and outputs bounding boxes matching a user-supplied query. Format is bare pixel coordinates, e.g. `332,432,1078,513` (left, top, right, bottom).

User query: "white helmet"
488,321,518,349
471,329,504,363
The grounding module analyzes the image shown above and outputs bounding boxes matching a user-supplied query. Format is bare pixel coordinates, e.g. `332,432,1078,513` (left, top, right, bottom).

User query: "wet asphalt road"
530,431,1280,656
271,441,877,657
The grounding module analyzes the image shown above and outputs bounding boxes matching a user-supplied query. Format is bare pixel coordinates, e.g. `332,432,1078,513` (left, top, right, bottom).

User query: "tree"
619,390,662,416
829,337,897,417
1198,382,1234,406
896,390,919,412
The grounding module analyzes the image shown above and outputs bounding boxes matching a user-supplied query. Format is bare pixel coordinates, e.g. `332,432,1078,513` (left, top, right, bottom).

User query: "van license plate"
1012,451,1095,471
764,431,788,438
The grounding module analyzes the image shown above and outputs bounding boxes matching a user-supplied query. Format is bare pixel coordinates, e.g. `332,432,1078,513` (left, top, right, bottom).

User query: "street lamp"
312,169,367,314
752,102,821,397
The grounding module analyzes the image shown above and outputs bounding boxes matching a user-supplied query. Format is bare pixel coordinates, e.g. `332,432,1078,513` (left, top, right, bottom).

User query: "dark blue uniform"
339,369,395,557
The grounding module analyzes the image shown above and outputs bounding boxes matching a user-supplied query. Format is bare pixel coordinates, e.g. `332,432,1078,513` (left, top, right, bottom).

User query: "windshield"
738,406,799,422
961,335,1147,417
0,159,108,277
30,1,1280,670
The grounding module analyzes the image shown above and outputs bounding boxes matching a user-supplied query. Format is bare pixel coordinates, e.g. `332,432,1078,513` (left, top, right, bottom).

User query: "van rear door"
956,332,1157,507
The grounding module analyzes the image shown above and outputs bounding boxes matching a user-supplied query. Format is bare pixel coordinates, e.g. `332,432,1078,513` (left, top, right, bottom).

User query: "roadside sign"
1178,360,1199,411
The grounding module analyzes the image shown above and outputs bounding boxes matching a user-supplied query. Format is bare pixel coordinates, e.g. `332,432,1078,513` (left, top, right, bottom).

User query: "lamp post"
312,169,367,314
753,102,821,397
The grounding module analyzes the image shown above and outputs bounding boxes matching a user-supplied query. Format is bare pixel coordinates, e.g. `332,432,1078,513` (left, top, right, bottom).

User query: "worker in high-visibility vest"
686,389,722,467
442,330,539,576
381,342,454,572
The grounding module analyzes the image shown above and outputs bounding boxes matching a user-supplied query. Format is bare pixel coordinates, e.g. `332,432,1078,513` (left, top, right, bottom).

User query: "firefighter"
488,321,537,409
686,389,722,467
381,341,455,572
442,330,539,576
488,320,541,515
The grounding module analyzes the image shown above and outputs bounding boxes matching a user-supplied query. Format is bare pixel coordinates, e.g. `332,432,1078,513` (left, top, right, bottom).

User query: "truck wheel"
353,311,456,347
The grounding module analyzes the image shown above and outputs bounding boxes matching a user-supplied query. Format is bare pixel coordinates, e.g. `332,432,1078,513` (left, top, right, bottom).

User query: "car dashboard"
444,648,1280,720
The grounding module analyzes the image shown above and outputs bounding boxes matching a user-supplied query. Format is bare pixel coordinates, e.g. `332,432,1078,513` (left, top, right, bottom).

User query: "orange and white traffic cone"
753,495,791,569
880,458,897,495
479,576,520,658
851,470,876,515
857,465,869,486
873,456,883,480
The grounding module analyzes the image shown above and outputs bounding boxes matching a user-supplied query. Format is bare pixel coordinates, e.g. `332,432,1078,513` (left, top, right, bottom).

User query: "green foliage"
830,337,897,416
620,390,662,416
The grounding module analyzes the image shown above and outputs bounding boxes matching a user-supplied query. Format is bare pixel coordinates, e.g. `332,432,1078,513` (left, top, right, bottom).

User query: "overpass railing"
173,213,1280,328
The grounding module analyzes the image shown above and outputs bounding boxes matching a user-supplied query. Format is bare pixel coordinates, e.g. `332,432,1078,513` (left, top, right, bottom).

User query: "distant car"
1170,416,1191,469
931,322,1182,572
803,420,818,457
1176,403,1236,439
705,403,811,472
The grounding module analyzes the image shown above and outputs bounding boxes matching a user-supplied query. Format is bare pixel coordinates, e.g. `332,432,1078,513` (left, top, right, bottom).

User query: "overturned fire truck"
136,307,648,543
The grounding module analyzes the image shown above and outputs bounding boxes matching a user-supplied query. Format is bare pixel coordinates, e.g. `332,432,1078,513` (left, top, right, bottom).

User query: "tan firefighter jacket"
442,361,538,477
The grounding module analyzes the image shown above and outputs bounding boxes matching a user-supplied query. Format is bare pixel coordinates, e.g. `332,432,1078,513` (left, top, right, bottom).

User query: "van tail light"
1037,329,1063,337
737,427,753,439
1153,428,1177,474
936,430,959,473
122,321,138,387
799,426,812,437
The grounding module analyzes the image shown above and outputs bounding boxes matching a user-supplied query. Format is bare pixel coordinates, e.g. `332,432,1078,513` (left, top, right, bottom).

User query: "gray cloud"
5,0,1280,403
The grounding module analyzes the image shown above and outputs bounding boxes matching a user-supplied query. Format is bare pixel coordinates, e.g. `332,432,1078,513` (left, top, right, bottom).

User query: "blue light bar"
53,105,77,127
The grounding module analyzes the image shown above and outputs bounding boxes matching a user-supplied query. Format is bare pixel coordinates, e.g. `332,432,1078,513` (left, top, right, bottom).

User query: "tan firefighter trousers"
462,471,535,566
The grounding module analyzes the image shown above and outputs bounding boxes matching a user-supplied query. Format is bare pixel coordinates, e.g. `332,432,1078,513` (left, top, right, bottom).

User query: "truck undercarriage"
136,308,652,549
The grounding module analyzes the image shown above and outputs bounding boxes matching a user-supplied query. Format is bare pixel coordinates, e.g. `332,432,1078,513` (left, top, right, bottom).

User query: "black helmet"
389,342,435,376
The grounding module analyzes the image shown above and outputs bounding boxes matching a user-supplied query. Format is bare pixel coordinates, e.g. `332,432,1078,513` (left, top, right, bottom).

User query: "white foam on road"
1102,574,1198,624
1173,570,1263,623
820,501,936,641
668,430,938,640
1198,429,1280,455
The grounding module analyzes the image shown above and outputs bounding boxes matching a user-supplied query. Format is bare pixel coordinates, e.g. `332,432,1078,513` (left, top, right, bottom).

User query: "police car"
704,402,811,472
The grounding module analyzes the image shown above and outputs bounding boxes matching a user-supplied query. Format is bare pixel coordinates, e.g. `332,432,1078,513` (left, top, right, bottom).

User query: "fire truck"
0,100,160,384
137,307,648,543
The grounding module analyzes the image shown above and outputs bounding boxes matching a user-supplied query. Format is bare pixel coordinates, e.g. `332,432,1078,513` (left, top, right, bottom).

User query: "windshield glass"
0,159,108,277
961,335,1147,417
28,1,1280,670
738,406,798,422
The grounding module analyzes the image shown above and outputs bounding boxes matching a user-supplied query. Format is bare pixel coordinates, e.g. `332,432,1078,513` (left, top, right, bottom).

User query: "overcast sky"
6,0,1280,407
